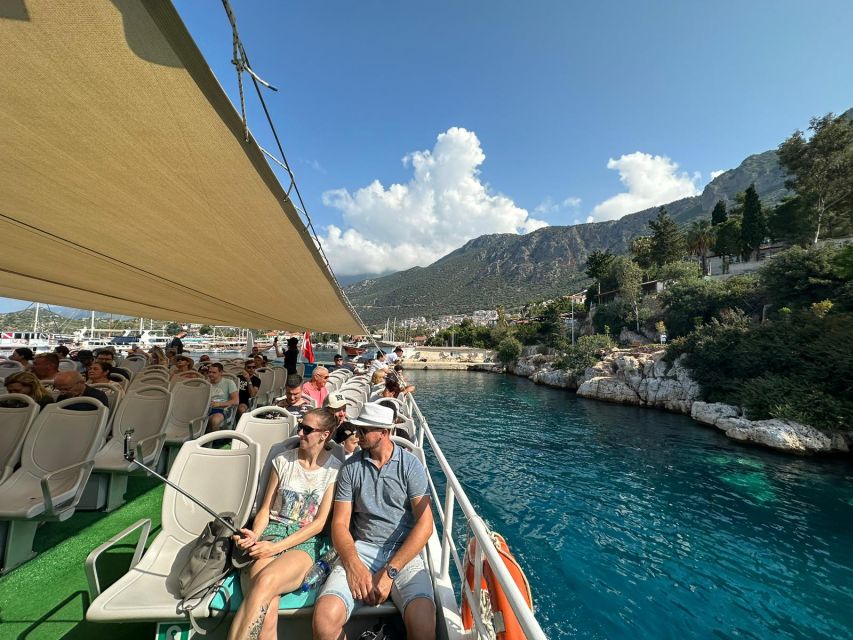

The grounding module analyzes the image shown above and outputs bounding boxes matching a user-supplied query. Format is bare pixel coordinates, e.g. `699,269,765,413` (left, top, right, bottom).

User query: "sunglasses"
356,425,386,435
297,424,323,435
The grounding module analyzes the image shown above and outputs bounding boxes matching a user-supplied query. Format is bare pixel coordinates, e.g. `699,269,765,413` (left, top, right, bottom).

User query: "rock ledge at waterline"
487,347,851,456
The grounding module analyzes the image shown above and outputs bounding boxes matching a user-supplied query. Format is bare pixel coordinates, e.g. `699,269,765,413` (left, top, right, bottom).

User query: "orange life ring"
460,533,533,640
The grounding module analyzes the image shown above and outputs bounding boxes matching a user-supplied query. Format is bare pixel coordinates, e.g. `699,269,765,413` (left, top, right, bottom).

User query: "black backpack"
176,513,237,634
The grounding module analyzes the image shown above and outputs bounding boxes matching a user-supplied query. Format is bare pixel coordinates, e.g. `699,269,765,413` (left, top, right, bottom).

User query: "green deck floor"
0,477,165,640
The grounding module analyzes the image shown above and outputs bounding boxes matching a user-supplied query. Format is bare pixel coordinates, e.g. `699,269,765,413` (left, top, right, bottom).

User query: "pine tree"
740,184,766,260
711,200,728,226
648,206,686,267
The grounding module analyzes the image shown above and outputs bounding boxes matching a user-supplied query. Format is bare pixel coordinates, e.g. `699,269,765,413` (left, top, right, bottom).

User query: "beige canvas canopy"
0,1,363,334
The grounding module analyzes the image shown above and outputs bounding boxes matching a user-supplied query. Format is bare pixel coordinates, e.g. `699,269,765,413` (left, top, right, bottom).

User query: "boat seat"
162,378,212,469
144,364,170,375
0,394,40,485
169,370,205,388
128,373,169,391
0,360,25,378
0,397,108,573
86,431,260,623
233,406,297,468
89,382,125,413
122,356,148,376
271,366,286,399
255,367,275,406
86,386,173,511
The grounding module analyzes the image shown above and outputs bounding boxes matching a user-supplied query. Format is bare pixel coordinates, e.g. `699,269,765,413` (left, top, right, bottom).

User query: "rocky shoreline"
474,347,851,457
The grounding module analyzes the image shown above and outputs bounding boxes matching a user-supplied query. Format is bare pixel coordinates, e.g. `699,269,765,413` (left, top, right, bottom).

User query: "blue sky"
2,0,852,313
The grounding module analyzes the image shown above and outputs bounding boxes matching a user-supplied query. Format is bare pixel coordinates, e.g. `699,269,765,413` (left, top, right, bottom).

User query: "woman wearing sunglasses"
228,408,341,640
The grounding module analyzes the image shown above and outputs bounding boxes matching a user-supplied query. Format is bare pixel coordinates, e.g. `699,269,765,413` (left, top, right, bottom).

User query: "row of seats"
0,360,217,573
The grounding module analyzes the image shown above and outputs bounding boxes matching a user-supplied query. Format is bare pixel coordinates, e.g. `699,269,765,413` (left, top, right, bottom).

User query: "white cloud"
534,196,581,217
320,127,547,275
710,169,726,180
589,152,701,222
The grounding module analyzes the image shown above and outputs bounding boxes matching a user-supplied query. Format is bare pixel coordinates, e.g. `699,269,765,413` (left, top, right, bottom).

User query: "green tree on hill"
648,206,686,267
767,195,817,246
778,112,853,243
585,249,615,280
629,236,655,272
711,200,728,226
740,184,766,260
686,219,715,275
612,256,643,332
713,218,742,273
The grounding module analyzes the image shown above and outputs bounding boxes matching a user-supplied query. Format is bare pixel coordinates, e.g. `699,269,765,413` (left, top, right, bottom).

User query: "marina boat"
0,3,545,639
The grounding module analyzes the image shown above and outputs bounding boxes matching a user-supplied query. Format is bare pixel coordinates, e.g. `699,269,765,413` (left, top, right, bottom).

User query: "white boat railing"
406,394,547,640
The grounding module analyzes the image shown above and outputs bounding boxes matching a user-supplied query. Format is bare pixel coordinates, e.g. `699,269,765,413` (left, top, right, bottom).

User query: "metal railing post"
441,490,455,578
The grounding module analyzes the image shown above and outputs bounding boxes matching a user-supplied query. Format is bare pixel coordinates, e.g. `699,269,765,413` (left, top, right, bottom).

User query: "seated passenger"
370,369,387,386
54,345,70,358
327,354,345,372
148,346,168,366
53,371,110,410
367,350,389,375
227,408,341,640
275,374,311,421
326,392,349,427
206,363,238,431
313,403,435,640
302,366,330,407
10,347,34,369
31,353,60,385
86,361,113,385
1,371,54,408
333,422,358,459
170,355,195,380
94,349,132,381
237,359,261,417
73,349,94,377
197,354,212,375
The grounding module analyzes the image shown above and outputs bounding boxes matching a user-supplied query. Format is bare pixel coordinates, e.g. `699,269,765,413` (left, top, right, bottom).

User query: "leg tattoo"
247,603,269,640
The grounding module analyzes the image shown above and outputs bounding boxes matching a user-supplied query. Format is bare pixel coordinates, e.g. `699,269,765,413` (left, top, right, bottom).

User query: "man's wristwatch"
385,564,399,581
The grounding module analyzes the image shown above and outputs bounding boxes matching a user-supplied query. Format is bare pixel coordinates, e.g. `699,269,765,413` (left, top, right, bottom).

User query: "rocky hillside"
347,148,789,323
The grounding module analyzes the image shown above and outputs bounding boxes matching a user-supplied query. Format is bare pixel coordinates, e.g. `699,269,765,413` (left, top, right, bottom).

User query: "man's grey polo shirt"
335,443,429,549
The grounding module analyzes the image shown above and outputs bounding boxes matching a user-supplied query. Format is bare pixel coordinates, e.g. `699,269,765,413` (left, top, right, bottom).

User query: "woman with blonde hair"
227,408,341,640
3,371,55,408
148,346,168,366
370,369,387,386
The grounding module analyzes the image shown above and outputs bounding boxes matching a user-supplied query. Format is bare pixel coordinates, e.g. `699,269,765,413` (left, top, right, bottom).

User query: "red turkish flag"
302,332,314,363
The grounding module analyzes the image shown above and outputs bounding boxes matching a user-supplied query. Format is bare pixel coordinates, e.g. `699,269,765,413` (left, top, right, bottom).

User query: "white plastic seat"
163,378,212,449
255,367,275,406
108,373,128,390
0,397,108,573
233,406,297,471
271,366,286,399
122,356,148,376
0,360,25,377
86,431,260,622
89,386,173,511
89,382,125,413
143,364,170,375
0,394,40,484
128,372,169,391
169,371,205,388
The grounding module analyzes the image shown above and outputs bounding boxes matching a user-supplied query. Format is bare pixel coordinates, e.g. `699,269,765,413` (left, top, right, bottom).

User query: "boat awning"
0,1,363,334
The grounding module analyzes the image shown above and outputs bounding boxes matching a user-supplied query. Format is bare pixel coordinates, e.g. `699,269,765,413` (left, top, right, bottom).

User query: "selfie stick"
123,430,240,535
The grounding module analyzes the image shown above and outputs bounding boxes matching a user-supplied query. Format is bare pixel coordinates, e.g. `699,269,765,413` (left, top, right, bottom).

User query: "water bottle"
300,549,338,592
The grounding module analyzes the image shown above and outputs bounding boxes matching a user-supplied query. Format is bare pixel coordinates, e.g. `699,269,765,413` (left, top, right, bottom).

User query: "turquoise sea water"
410,370,853,640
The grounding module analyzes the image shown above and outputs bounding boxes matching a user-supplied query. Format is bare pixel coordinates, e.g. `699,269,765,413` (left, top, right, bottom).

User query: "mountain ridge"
346,148,790,323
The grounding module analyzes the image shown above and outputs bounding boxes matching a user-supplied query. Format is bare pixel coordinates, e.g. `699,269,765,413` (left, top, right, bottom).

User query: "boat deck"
0,476,164,639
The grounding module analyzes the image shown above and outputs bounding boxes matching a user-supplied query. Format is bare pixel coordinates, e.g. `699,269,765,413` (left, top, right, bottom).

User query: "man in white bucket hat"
313,402,435,640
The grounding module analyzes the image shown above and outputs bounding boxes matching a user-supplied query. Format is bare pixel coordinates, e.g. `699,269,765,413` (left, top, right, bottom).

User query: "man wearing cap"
313,403,435,640
326,391,350,427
